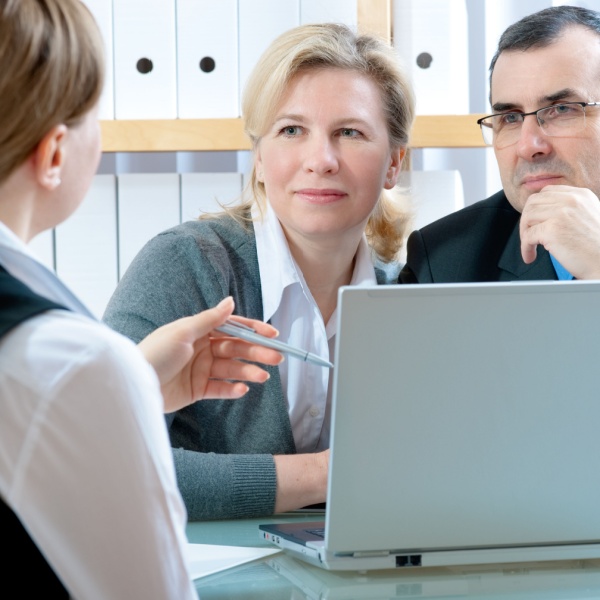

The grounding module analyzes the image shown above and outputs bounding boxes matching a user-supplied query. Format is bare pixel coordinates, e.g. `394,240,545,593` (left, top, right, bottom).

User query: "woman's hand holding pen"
138,297,283,413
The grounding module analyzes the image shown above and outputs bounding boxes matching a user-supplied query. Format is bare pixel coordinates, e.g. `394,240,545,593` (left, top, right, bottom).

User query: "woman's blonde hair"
220,22,415,262
0,0,104,185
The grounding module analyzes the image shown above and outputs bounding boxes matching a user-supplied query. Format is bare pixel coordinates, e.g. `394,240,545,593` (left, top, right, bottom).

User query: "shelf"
411,115,486,148
100,114,487,153
100,119,249,152
99,3,484,153
357,0,392,43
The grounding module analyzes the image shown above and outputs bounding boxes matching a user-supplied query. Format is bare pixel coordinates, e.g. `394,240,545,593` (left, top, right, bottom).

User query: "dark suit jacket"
399,190,558,283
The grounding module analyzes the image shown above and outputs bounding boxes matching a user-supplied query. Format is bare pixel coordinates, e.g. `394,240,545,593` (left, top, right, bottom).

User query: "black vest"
0,265,69,597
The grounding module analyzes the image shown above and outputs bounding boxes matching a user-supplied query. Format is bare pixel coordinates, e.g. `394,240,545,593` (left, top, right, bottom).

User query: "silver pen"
216,320,333,369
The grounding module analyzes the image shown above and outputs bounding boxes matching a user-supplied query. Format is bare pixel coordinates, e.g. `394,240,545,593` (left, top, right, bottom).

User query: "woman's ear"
31,124,68,191
254,145,264,182
384,146,406,189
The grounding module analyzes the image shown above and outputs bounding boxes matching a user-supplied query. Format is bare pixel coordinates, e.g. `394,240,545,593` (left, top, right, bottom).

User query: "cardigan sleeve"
103,222,286,520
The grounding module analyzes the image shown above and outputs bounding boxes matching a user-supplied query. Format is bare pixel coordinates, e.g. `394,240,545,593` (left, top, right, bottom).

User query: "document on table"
184,542,281,580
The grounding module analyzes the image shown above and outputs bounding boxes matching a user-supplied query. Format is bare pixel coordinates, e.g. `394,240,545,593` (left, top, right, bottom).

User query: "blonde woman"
105,22,415,521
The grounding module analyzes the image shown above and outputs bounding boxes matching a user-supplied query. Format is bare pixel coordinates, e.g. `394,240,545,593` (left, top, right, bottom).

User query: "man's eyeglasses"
477,102,600,148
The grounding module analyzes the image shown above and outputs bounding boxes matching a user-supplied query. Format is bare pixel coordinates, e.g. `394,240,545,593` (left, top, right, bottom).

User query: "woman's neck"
0,176,38,243
285,233,361,324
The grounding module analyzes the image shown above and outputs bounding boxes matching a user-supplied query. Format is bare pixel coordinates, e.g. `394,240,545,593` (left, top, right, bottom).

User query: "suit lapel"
498,219,557,280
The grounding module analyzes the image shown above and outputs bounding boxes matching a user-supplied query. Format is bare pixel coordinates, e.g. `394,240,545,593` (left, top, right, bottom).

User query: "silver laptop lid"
326,281,600,555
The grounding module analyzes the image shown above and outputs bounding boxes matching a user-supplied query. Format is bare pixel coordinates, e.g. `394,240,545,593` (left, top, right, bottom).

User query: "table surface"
186,513,600,599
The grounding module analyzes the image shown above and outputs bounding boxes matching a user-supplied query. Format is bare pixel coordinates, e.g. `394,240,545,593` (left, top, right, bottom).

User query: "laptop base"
260,523,600,571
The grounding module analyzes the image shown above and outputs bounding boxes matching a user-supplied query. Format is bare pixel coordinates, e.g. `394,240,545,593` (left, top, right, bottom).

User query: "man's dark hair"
489,5,600,77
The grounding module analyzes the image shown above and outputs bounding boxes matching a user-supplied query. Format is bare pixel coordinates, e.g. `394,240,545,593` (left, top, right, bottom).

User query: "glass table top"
186,514,600,599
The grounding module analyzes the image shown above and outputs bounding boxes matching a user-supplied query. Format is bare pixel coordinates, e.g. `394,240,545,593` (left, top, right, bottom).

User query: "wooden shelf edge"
100,114,487,153
100,118,252,153
412,114,486,148
357,0,392,43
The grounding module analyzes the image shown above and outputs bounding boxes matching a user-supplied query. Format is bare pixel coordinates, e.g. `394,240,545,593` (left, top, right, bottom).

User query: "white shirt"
0,223,195,600
254,203,377,453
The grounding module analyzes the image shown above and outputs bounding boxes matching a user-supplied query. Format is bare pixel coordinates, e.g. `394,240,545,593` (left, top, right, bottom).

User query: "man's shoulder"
421,190,518,235
401,189,524,283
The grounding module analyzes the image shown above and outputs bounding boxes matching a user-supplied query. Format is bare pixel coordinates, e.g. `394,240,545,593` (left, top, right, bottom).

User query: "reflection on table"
186,514,600,599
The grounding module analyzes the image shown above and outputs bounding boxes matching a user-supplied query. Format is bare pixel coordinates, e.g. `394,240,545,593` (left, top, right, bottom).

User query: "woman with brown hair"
0,1,280,596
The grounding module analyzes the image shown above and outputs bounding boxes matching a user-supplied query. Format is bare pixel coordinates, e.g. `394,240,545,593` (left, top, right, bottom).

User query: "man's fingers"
520,241,538,264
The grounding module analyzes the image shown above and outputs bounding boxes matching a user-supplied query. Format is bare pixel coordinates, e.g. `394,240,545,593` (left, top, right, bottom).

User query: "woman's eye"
341,128,360,137
281,126,302,136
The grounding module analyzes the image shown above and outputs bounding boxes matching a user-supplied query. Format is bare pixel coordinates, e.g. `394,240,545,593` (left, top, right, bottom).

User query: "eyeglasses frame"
476,101,600,147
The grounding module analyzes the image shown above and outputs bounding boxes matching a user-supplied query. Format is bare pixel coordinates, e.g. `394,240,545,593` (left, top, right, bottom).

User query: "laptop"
259,281,600,570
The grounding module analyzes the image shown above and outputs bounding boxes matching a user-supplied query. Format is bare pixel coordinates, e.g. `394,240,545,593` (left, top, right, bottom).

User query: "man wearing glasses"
400,5,600,284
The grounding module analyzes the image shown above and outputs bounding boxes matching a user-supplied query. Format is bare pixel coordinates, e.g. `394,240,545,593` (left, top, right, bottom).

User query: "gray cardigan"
104,216,394,520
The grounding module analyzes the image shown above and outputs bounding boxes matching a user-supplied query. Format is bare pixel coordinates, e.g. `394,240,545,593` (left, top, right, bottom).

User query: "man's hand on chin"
519,185,600,279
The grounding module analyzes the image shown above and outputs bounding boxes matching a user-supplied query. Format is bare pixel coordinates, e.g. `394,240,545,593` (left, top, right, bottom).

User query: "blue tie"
550,254,574,280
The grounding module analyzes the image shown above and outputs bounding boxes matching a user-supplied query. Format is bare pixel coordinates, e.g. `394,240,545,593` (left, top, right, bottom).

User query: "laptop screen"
325,281,600,555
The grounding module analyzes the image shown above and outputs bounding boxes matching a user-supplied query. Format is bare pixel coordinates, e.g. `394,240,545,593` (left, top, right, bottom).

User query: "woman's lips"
295,189,347,203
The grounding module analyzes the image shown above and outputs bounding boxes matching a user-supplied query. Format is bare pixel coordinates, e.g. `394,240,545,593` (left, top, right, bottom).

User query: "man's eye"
499,113,521,126
551,104,577,115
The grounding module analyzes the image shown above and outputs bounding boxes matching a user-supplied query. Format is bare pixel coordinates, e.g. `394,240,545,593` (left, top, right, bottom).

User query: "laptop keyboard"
305,527,325,538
